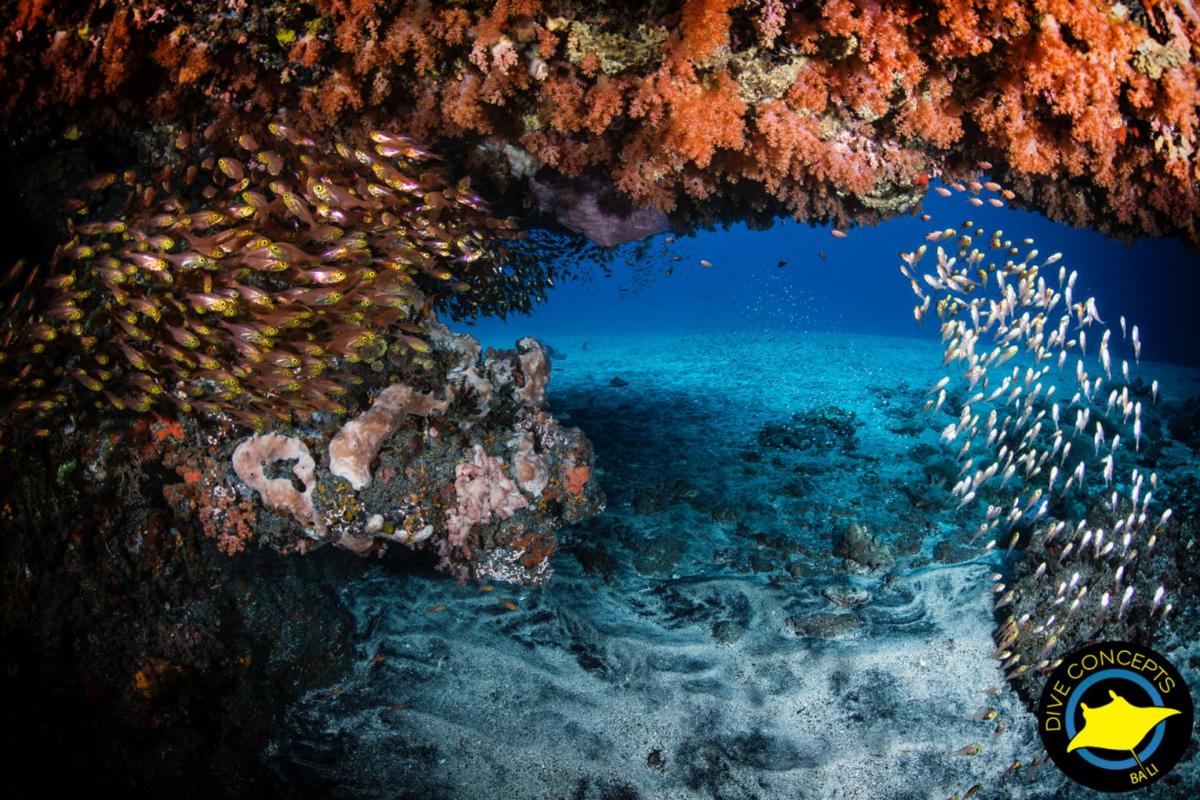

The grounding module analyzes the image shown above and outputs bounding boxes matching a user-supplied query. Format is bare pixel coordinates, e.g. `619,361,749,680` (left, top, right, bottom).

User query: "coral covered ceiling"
1,0,1197,243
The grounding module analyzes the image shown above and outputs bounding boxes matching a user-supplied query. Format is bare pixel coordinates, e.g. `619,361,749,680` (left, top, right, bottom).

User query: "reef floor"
262,331,1200,799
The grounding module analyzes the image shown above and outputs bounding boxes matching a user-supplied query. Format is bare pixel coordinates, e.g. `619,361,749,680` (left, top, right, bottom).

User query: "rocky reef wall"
0,117,603,795
0,318,602,796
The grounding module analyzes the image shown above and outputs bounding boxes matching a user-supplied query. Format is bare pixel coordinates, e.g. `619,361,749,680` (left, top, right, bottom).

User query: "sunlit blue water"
470,186,1200,366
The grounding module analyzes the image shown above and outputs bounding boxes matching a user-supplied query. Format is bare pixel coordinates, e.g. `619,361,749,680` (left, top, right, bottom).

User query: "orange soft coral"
664,68,747,169
0,0,1196,242
677,0,741,61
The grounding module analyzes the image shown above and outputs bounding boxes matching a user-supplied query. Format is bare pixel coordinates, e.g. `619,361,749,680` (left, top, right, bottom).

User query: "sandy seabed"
264,331,1200,800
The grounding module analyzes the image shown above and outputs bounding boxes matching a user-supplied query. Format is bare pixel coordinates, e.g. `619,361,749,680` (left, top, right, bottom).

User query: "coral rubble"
0,1,1197,242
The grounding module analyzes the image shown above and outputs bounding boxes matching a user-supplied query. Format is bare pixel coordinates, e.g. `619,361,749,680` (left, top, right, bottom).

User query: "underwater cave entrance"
335,201,1199,796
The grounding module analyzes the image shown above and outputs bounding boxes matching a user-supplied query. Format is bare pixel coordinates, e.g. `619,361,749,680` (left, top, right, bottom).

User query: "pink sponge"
444,445,529,557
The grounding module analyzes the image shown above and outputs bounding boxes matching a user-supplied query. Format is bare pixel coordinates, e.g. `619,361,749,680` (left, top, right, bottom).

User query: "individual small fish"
128,296,163,322
165,324,200,349
365,182,400,204
63,242,98,260
499,599,519,611
255,150,284,175
85,172,117,191
185,210,227,229
268,121,302,142
264,350,301,368
45,301,84,322
186,292,235,314
396,333,430,353
124,252,168,272
128,372,163,396
217,157,245,181
366,130,410,148
69,368,104,391
1118,585,1135,617
303,267,348,285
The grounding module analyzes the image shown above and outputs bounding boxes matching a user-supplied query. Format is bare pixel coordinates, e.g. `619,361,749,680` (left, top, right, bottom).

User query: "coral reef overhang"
1,1,1198,249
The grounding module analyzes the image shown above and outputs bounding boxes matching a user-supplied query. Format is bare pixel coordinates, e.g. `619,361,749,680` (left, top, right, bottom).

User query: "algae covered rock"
787,612,861,638
756,406,859,454
166,324,604,585
834,521,894,570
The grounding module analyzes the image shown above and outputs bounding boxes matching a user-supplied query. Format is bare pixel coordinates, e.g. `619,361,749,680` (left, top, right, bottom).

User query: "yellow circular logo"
1038,641,1193,792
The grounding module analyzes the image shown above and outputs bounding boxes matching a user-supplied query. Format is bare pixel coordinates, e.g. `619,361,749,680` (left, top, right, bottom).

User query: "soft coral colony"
0,0,1197,241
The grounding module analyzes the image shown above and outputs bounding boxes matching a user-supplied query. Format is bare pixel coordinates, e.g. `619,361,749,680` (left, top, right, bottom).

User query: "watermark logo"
1038,641,1193,792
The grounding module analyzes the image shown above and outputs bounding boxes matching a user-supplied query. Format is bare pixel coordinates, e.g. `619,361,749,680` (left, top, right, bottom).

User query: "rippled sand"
265,332,1200,799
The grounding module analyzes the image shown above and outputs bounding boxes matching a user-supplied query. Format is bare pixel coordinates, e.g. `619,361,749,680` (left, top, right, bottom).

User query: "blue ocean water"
265,189,1200,799
470,186,1200,366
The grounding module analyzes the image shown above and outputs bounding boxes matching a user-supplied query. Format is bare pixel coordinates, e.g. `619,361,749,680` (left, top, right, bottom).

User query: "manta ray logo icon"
1038,641,1193,792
